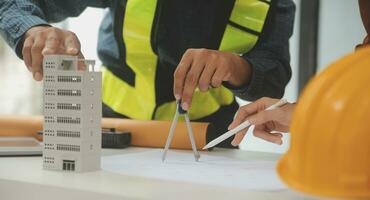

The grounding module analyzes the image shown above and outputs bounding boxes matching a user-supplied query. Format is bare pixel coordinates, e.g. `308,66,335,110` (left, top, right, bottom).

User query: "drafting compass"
162,100,200,162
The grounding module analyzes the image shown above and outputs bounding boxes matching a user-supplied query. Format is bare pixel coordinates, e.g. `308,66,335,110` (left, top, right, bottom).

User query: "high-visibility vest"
102,0,271,120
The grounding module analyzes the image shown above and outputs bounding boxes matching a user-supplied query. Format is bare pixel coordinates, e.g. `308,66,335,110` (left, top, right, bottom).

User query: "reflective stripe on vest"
102,0,270,120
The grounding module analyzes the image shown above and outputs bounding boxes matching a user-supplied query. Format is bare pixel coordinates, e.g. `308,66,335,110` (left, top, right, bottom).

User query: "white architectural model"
42,55,101,172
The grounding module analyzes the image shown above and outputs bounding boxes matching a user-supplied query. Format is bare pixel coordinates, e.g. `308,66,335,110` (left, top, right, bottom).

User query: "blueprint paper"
102,150,287,191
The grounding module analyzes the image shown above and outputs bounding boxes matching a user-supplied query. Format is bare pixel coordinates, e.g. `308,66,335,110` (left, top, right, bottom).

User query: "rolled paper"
0,115,210,150
0,115,43,141
101,118,209,150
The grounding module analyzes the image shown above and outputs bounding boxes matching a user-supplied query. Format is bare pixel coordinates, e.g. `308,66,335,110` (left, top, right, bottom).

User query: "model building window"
62,160,76,171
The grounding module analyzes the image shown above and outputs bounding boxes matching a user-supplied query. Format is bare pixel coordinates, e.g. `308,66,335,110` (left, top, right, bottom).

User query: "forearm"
359,0,370,36
227,0,295,101
239,51,291,101
0,0,108,58
358,0,370,48
0,1,49,57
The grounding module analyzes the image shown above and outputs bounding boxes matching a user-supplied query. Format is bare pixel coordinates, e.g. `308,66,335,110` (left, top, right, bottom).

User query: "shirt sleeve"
226,0,296,101
0,0,109,59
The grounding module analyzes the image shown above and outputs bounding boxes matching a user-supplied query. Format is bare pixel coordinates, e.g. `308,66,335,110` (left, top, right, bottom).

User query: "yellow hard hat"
277,47,370,198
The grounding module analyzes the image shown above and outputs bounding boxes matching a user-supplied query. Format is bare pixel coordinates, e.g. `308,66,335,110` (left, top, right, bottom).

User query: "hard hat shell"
277,47,370,198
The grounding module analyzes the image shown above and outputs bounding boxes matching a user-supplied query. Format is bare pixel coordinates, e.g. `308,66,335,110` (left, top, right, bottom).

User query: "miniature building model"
42,55,101,172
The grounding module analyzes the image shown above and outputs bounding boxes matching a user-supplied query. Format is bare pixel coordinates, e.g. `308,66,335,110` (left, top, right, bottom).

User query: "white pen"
202,99,288,149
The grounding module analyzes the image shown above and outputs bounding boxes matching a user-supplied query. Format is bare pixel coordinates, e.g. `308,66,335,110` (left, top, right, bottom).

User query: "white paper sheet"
102,150,287,191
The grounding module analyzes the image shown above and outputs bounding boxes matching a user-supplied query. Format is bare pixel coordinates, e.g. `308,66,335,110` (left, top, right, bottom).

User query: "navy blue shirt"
0,0,295,101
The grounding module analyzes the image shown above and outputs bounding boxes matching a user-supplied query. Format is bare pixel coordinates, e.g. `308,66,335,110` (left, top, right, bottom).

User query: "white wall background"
317,0,366,71
0,46,42,114
67,8,106,67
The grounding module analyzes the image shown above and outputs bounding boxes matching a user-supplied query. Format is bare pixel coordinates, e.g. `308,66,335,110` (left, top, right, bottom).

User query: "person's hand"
228,97,296,146
173,48,252,111
22,26,84,81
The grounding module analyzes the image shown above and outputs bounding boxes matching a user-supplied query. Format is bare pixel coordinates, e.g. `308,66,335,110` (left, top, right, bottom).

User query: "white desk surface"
0,147,319,200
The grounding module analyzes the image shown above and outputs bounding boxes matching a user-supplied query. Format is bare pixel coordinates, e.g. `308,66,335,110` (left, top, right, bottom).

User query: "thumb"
77,52,86,71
